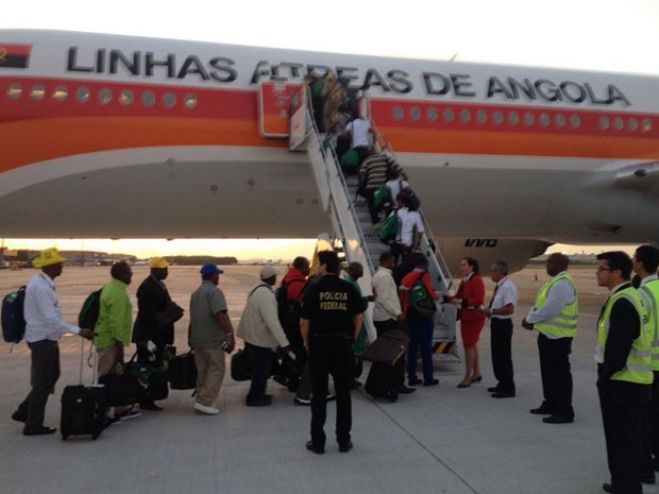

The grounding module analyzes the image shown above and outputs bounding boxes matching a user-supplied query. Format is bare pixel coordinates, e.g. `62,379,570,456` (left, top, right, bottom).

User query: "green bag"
352,325,368,357
340,148,360,169
378,212,398,244
408,276,437,318
231,347,252,382
373,184,390,209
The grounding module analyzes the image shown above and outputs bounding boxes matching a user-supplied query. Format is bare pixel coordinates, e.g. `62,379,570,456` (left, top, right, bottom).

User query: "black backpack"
78,289,102,330
2,286,26,343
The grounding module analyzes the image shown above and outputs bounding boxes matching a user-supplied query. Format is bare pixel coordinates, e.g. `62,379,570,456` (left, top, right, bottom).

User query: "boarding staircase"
269,83,457,359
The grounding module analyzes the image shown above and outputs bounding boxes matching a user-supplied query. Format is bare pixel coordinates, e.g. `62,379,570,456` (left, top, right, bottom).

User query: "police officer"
595,251,653,494
633,245,659,484
300,251,365,454
522,253,577,424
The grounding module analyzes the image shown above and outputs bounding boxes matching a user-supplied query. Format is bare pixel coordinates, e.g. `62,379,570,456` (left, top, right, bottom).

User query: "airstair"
262,82,458,359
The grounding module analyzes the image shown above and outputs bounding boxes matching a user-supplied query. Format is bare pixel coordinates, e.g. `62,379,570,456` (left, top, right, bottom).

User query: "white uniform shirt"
396,207,424,247
372,267,402,322
24,272,80,343
345,118,371,148
490,277,518,320
526,271,576,340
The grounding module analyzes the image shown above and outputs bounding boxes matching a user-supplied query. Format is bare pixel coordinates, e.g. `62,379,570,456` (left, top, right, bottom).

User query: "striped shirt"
360,154,402,190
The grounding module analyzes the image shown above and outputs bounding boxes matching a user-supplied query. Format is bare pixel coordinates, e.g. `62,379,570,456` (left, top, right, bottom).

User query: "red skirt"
460,319,485,349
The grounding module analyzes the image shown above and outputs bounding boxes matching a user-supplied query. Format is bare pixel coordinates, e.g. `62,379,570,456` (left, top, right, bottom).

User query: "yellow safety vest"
638,279,659,372
595,286,652,384
533,272,578,338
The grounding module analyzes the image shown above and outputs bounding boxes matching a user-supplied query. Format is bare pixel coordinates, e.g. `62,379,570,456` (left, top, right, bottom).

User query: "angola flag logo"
0,44,32,69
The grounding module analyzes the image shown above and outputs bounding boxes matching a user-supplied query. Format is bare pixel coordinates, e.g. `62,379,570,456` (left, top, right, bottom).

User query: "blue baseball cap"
200,263,224,275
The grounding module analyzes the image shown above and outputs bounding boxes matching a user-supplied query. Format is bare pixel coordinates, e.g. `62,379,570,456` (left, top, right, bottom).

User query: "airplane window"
142,90,156,107
393,105,404,121
641,118,652,132
492,111,503,125
163,92,176,108
539,113,550,127
426,107,438,122
613,117,624,130
410,106,421,121
30,84,46,101
119,89,134,106
52,86,68,102
524,112,535,126
476,110,487,124
599,116,610,130
76,87,90,103
570,114,581,128
554,114,566,128
184,93,197,110
98,88,112,105
443,108,455,123
627,118,638,131
6,83,22,100
508,111,519,126
460,109,471,123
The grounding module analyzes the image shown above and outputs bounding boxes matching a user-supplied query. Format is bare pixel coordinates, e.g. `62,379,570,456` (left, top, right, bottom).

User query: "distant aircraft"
1,30,658,271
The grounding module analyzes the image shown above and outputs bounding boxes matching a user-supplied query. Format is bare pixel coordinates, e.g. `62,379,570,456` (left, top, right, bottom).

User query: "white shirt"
24,272,80,343
396,207,424,246
386,179,410,204
490,277,518,320
526,271,576,339
372,267,402,322
345,118,371,148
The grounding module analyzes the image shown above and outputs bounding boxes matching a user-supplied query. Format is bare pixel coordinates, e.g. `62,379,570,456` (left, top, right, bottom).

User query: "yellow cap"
33,247,67,268
149,257,169,269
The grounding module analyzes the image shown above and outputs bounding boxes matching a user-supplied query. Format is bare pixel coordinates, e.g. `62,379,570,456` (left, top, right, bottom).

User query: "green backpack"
408,274,437,318
340,148,360,169
373,184,390,209
378,212,398,244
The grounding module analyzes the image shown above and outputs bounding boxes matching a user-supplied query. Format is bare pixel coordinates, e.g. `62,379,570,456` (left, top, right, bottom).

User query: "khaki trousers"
194,348,226,407
97,342,130,414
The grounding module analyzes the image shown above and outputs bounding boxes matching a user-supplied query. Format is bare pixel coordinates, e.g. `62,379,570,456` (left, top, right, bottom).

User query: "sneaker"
294,396,311,406
117,409,142,421
194,402,220,415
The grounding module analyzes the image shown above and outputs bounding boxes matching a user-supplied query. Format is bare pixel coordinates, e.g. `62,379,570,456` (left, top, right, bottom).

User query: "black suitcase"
60,384,106,440
166,352,197,390
365,359,404,403
98,371,140,407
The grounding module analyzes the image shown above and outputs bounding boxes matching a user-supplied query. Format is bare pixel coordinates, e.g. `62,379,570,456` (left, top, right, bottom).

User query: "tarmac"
0,264,657,494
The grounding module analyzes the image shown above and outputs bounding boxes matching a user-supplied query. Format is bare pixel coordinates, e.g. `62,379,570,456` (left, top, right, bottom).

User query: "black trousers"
641,372,659,477
537,333,574,417
309,336,353,447
598,380,651,494
246,343,273,404
363,188,381,225
16,340,60,430
490,318,515,394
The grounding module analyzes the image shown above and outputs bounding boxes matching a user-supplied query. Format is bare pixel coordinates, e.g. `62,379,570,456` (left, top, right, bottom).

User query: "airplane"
1,29,658,272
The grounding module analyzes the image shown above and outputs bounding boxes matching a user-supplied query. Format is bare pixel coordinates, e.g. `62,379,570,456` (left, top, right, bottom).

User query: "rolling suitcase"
60,341,107,440
365,359,404,403
166,351,197,390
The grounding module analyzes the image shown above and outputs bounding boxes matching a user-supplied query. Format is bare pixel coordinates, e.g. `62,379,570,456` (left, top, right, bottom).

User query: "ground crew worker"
12,248,94,435
633,245,659,483
522,253,577,424
300,251,365,454
595,251,653,494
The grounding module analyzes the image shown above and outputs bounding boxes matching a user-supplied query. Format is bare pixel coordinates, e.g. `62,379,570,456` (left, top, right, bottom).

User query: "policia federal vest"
638,279,659,372
595,285,653,384
533,272,578,338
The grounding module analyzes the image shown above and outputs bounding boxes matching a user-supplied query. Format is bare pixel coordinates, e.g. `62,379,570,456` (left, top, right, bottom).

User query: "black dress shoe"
641,474,656,485
457,382,471,389
398,386,416,394
602,482,613,493
408,377,422,386
23,426,56,436
246,396,273,407
491,392,515,398
306,440,324,454
338,441,353,453
529,404,554,415
487,386,499,393
542,414,574,424
11,411,27,423
423,378,439,386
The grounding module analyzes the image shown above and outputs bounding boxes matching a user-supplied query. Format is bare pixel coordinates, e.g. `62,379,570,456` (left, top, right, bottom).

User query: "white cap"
260,265,276,280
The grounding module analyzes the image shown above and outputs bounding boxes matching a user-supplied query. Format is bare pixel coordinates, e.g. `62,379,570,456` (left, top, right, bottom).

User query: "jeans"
406,317,434,382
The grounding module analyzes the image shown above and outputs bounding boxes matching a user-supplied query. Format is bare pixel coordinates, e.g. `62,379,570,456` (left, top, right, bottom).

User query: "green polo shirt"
94,278,132,349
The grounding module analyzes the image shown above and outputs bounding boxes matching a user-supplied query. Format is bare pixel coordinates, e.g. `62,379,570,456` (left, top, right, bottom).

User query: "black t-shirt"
300,275,365,338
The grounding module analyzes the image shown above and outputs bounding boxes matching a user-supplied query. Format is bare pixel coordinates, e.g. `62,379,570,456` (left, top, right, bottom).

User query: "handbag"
155,302,184,326
166,352,198,390
231,347,253,382
98,363,140,407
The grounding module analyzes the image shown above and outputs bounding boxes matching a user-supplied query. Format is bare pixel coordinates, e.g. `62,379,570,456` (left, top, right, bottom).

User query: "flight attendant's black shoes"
542,414,574,424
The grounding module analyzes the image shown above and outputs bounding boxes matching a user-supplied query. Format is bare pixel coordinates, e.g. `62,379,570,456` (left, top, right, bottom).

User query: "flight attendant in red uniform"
452,257,486,388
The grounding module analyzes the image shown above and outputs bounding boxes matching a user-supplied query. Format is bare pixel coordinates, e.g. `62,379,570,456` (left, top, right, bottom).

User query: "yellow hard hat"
149,257,169,269
33,247,67,268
